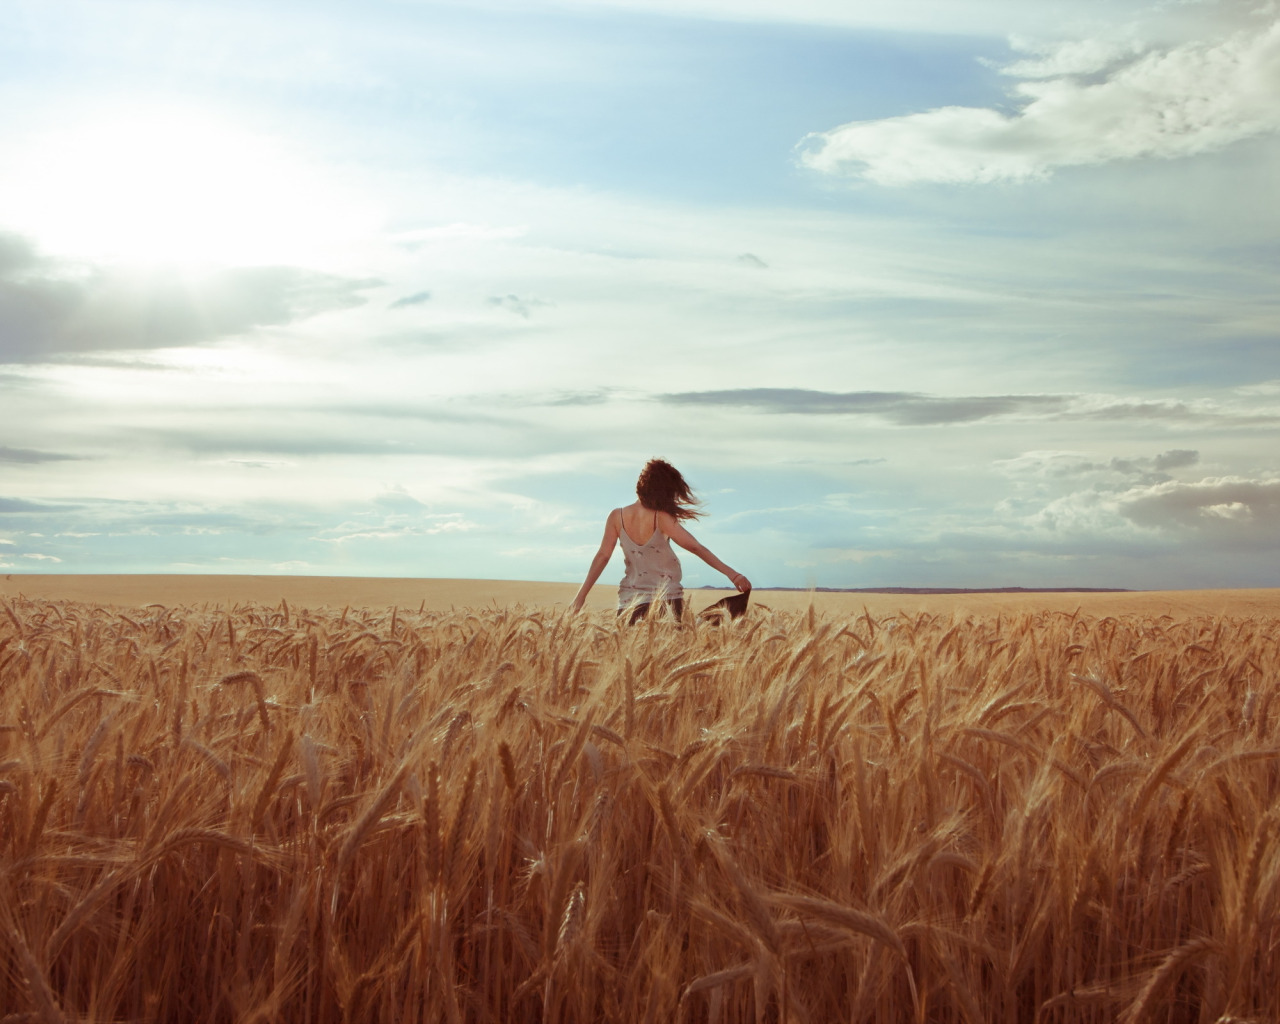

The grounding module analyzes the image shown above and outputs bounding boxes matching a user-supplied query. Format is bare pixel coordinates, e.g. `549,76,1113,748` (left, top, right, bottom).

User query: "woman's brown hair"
636,459,702,521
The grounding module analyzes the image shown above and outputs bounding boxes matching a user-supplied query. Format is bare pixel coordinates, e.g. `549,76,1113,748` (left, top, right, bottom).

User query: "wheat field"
2,595,1278,1023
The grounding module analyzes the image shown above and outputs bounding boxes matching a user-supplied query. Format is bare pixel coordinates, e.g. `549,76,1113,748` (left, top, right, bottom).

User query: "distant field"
4,573,1279,618
2,585,1279,1020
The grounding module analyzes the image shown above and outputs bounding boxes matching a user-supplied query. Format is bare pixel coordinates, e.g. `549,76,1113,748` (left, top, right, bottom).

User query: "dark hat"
698,590,749,622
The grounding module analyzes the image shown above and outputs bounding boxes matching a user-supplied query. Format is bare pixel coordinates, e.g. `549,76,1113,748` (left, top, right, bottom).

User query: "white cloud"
801,18,1280,184
1120,476,1280,534
1201,501,1250,520
996,448,1201,482
1011,474,1280,554
997,35,1144,78
22,552,63,561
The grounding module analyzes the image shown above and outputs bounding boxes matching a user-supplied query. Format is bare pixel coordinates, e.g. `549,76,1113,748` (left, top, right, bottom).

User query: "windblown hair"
636,459,702,521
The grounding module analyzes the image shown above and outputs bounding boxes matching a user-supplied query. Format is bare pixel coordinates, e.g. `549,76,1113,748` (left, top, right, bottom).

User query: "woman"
569,459,751,622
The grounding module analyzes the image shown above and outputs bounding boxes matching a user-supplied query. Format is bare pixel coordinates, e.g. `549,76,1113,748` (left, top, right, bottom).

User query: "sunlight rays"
1,104,377,267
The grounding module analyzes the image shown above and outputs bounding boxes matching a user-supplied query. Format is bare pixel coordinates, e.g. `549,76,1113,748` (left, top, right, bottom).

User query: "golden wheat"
1,597,1278,1022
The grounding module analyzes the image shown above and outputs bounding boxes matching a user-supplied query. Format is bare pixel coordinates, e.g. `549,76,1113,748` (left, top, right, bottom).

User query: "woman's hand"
730,572,751,593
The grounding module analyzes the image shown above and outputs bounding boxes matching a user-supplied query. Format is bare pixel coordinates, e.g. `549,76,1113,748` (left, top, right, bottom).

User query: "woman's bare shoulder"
654,509,684,532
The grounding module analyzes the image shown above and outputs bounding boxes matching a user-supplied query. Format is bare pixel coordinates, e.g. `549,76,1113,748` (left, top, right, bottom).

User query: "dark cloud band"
0,446,83,464
661,388,1071,425
662,388,1280,427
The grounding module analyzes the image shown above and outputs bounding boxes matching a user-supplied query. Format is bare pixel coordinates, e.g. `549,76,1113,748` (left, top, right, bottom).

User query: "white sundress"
616,508,683,610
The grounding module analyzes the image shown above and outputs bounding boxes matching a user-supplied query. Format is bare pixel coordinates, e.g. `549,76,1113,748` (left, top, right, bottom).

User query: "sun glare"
3,106,376,267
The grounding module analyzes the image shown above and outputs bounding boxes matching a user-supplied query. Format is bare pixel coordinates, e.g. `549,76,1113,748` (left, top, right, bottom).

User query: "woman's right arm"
569,513,620,613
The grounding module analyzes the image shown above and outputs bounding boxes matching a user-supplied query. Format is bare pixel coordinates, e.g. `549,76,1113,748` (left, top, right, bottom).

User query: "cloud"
0,233,36,275
133,412,541,459
0,445,83,464
0,497,68,513
312,513,476,543
800,18,1280,185
996,35,1144,79
389,290,432,309
1073,399,1195,421
487,294,552,319
22,552,62,562
662,388,1071,425
1120,476,1280,538
736,253,768,268
1002,469,1280,567
1070,400,1280,426
0,231,378,362
997,448,1201,486
1152,449,1199,471
372,485,428,513
1108,450,1201,482
544,389,618,407
0,497,327,562
225,459,291,470
662,388,1280,427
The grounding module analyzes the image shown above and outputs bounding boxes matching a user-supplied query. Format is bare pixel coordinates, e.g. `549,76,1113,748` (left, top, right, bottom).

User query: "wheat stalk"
2,596,1278,1021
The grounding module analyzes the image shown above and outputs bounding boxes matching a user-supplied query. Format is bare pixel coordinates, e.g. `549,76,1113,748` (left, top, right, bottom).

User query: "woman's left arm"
661,513,751,592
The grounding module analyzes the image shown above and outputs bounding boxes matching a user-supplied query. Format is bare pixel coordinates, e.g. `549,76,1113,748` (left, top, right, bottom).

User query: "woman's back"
618,503,660,544
616,505,682,606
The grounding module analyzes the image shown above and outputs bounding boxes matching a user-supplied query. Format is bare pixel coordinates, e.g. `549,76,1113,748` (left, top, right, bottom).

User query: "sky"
1,0,1278,590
